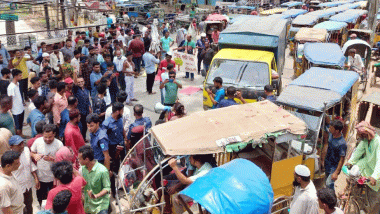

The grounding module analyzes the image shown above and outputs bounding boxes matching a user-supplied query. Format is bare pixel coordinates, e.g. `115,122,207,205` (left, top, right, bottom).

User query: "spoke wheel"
344,198,361,214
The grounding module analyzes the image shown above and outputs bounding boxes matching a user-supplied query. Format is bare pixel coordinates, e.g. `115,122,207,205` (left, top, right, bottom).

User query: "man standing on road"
206,77,225,109
27,96,46,137
7,69,25,136
73,77,91,140
65,109,86,157
113,50,126,91
143,49,160,94
126,104,152,149
128,34,145,75
347,121,380,213
160,31,174,60
0,95,15,134
321,120,346,190
289,165,319,214
160,71,182,107
202,41,215,73
61,39,74,59
52,82,68,126
196,34,207,75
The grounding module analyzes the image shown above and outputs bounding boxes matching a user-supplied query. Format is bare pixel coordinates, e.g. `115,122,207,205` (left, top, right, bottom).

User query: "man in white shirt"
71,50,81,75
50,45,64,73
289,165,319,214
9,135,39,214
317,188,344,214
105,91,131,133
7,69,25,136
117,30,126,46
30,124,63,206
347,48,365,74
0,150,25,214
113,50,126,73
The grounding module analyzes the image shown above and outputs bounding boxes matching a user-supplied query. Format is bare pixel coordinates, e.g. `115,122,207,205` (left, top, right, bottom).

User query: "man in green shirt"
175,35,197,80
160,71,182,106
0,95,15,134
190,7,196,18
160,31,174,60
347,121,380,213
78,145,111,214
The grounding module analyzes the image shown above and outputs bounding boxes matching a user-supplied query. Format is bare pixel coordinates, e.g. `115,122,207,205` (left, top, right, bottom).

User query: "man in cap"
9,135,39,214
346,121,380,213
289,165,319,214
64,77,74,98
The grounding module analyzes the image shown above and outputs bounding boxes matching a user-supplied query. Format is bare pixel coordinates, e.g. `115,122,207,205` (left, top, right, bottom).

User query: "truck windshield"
207,59,270,88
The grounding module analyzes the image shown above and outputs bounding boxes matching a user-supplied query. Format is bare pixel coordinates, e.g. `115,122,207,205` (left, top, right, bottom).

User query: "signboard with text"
173,51,197,73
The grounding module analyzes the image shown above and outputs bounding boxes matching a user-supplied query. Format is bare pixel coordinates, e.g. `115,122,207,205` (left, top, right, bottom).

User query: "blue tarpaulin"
303,43,345,67
308,10,337,19
314,20,348,31
282,9,308,18
329,12,360,23
281,1,303,8
292,14,319,26
180,159,274,214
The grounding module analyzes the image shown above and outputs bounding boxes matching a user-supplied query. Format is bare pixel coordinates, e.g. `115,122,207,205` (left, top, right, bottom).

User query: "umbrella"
206,14,229,22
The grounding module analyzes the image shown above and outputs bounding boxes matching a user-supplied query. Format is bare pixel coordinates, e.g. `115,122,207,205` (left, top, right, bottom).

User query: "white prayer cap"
295,165,310,177
42,53,49,57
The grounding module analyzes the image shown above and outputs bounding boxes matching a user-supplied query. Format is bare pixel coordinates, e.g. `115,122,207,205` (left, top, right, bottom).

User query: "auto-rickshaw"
277,67,360,179
357,92,380,134
260,8,288,16
342,39,371,92
329,12,361,30
293,28,328,77
117,101,309,213
179,159,274,214
348,29,372,43
344,9,368,28
314,20,348,46
289,15,321,53
280,1,303,9
309,0,321,10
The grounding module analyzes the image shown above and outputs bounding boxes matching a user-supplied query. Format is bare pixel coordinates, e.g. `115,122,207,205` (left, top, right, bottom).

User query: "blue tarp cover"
281,1,303,7
319,1,346,7
330,12,360,23
282,9,308,18
303,43,345,67
269,14,291,19
292,14,319,25
307,9,337,18
314,20,348,31
290,67,359,96
180,159,274,214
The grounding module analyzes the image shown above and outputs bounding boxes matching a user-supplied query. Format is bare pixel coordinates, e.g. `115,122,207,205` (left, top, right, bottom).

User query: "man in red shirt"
46,161,86,214
157,52,176,82
128,34,145,75
64,109,85,157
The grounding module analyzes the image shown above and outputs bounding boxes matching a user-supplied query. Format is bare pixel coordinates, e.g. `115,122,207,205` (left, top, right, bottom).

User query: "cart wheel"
343,198,360,214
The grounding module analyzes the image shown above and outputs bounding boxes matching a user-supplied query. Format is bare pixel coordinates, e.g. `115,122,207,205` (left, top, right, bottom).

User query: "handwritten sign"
173,51,197,73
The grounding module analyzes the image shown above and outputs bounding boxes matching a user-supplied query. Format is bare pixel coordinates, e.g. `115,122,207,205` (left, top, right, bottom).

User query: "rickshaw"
289,15,321,53
318,1,347,9
314,21,348,46
309,0,321,11
348,29,372,43
342,39,371,92
179,159,274,214
293,28,328,77
277,68,360,179
357,92,380,134
329,12,361,30
260,8,288,16
280,1,303,9
307,9,337,21
117,101,309,213
375,15,380,46
344,9,368,28
281,9,308,19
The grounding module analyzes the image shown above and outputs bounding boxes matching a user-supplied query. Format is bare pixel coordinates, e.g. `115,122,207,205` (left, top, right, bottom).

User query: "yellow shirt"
12,57,28,79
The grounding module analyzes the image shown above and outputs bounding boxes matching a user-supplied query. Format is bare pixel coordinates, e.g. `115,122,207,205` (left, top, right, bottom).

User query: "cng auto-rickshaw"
277,68,360,179
314,20,348,46
117,101,309,213
289,15,321,54
293,28,328,77
203,17,288,109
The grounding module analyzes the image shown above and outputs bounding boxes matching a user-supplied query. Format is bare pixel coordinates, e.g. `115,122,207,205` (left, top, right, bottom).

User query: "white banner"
173,51,197,73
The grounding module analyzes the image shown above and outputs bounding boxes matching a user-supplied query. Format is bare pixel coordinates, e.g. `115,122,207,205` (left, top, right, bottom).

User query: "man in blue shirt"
217,86,247,108
0,40,10,69
86,113,111,174
264,85,277,103
102,102,125,198
206,77,225,109
196,34,207,75
81,39,90,56
90,62,106,98
127,104,152,148
27,96,46,137
73,77,91,140
321,120,347,190
106,15,113,28
142,50,160,94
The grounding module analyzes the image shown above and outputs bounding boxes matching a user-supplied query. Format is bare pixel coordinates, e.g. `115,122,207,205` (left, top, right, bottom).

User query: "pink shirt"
52,93,68,125
45,176,87,214
64,122,86,157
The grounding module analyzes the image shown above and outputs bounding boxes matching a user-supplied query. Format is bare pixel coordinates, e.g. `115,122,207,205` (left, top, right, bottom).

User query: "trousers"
23,188,33,214
146,73,155,93
125,76,134,103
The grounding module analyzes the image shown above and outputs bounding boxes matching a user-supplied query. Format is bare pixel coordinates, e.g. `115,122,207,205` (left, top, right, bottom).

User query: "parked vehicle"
329,12,361,30
289,15,321,53
314,20,348,46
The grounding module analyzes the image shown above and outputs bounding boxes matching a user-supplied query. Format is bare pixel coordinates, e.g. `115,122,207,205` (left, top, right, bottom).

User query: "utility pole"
60,0,67,28
368,0,379,44
44,3,52,38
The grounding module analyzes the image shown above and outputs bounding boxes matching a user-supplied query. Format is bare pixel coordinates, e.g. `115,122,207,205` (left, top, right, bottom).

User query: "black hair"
126,51,133,57
27,89,38,99
74,50,80,55
57,82,66,92
116,91,128,103
168,71,176,76
299,175,311,182
33,96,46,109
39,72,46,78
11,69,22,77
24,46,31,51
43,124,56,133
330,120,344,132
213,77,223,84
97,83,107,95
133,104,144,116
51,161,73,184
106,62,114,68
191,154,211,165
88,46,95,51
1,68,10,76
43,66,52,72
49,79,58,89
104,54,111,59
173,102,185,116
86,113,100,124
112,102,124,113
93,62,100,66
167,63,174,71
69,109,80,120
79,145,94,161
67,95,77,106
264,85,274,92
0,95,11,108
41,42,46,46
31,77,40,84
84,39,90,43
317,188,337,209
35,120,46,134
1,150,20,168
53,190,72,213
226,86,236,96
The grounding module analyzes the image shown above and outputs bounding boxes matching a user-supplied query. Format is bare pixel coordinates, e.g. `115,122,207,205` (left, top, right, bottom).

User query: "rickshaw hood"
282,9,308,18
330,12,360,23
314,20,348,31
294,28,327,42
281,1,303,8
362,92,380,106
260,8,287,15
303,43,345,67
151,101,307,155
342,38,371,56
180,159,274,214
292,15,320,26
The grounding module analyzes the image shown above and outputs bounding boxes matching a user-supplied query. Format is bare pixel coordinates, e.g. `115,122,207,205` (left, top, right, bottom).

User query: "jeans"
118,72,126,91
132,56,142,73
204,63,210,72
185,72,194,79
